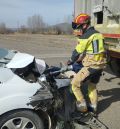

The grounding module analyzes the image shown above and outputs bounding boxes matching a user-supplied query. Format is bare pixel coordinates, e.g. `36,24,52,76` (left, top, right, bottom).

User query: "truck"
74,0,120,76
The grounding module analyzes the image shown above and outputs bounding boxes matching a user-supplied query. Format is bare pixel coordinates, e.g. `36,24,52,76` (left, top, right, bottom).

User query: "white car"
0,48,108,129
0,48,52,129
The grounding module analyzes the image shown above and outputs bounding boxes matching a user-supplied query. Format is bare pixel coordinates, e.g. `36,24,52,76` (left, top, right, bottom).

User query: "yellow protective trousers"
88,82,98,106
71,67,98,105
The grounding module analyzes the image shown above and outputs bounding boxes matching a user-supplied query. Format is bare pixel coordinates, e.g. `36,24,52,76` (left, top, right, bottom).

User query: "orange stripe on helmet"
75,15,81,23
75,14,89,23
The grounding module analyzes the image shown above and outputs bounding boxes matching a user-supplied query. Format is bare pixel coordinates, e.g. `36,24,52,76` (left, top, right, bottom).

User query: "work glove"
60,65,73,73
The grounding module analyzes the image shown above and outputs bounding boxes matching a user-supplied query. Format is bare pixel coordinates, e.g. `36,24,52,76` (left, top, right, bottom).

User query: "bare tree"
18,25,28,33
27,14,46,33
0,22,7,34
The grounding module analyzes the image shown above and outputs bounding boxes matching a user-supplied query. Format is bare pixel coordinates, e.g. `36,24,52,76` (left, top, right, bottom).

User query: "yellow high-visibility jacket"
72,27,106,68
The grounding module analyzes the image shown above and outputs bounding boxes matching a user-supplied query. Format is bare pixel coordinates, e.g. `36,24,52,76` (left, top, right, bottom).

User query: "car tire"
0,109,44,129
109,57,120,76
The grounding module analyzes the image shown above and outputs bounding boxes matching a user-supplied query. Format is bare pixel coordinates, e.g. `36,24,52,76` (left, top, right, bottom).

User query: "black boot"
88,104,97,116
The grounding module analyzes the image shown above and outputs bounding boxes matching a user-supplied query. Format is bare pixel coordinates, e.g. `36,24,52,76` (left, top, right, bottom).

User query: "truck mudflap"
73,112,108,129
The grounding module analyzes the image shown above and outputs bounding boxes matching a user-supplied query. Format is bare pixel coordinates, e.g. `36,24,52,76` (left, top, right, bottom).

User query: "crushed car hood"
6,52,34,68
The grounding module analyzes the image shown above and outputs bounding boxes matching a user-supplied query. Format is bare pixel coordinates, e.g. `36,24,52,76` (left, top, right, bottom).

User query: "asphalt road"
0,34,120,129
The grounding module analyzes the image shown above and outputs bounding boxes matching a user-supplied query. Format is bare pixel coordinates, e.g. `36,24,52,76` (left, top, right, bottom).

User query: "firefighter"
68,14,106,113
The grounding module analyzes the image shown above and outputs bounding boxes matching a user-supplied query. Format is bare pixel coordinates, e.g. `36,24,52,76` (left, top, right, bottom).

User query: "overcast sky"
0,0,73,28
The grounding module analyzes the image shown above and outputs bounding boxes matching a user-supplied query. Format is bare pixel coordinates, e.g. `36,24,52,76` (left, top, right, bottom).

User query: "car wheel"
109,57,120,76
0,110,44,129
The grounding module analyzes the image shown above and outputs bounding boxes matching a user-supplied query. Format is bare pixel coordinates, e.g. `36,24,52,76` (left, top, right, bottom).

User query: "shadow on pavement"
104,77,120,85
104,76,118,82
98,88,120,114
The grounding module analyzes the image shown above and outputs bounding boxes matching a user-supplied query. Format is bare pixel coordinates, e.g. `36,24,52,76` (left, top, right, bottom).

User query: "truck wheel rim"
2,117,36,129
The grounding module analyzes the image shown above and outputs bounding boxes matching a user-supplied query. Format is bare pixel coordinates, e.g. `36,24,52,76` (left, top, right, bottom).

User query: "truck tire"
0,109,44,129
109,57,120,76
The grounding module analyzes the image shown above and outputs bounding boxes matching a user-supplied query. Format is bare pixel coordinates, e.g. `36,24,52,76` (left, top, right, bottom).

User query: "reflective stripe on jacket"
76,33,105,54
75,27,106,68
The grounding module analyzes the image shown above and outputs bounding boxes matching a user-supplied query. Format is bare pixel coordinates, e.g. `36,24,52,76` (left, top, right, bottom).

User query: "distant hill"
51,22,73,34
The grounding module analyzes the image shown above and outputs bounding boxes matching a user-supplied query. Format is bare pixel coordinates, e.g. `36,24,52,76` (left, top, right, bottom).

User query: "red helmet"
72,14,90,30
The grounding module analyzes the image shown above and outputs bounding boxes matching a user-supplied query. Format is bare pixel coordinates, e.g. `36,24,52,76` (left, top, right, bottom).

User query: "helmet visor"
72,22,83,30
